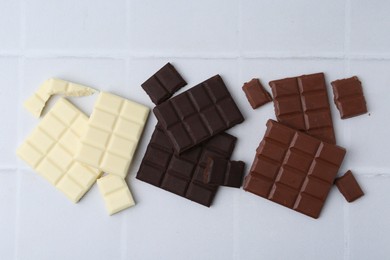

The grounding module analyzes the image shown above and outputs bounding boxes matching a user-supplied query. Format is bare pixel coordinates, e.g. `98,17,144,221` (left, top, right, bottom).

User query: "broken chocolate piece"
335,170,364,202
153,75,244,154
242,78,272,109
141,63,187,105
269,72,336,144
203,157,245,188
136,124,237,207
331,76,368,119
243,119,346,218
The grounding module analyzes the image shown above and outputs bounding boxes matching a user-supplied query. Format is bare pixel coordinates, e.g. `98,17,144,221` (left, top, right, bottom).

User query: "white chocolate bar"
76,92,149,178
17,98,102,203
97,174,135,215
24,78,97,118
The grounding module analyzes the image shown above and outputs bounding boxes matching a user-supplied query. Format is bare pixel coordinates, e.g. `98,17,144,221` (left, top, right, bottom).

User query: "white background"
1,0,389,259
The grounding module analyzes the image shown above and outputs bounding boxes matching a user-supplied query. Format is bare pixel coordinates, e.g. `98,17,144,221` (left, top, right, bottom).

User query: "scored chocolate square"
331,76,368,119
269,72,336,144
136,124,237,207
154,74,244,154
141,63,187,105
243,119,346,218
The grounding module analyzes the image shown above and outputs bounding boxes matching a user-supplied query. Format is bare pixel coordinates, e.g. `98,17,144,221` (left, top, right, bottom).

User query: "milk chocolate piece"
243,119,346,218
136,125,237,207
335,170,364,202
331,76,368,119
141,63,187,105
269,73,336,144
153,75,244,154
203,157,245,188
242,78,272,109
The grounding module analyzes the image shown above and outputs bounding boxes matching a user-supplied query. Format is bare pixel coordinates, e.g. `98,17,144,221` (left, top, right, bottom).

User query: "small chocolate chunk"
242,78,272,109
335,170,364,202
141,63,187,105
203,157,245,188
331,76,368,119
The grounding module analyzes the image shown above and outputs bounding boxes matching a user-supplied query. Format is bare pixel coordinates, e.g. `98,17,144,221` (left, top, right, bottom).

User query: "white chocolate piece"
97,174,135,215
17,98,102,203
24,78,97,118
76,92,149,178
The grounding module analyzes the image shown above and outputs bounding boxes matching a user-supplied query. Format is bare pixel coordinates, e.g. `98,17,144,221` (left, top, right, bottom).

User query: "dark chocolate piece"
335,170,364,202
242,78,272,109
331,76,368,119
203,157,245,188
153,75,244,154
269,72,336,144
141,63,187,105
243,119,346,219
136,125,237,207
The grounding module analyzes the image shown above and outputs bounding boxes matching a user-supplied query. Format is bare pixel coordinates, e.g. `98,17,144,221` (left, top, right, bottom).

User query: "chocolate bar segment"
154,75,244,154
203,157,245,188
269,73,336,144
335,170,364,202
136,125,237,207
243,119,346,218
242,78,272,109
331,76,368,119
141,63,187,105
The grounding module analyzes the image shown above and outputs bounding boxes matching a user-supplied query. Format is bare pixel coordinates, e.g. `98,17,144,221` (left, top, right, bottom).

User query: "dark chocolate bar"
269,73,336,144
153,74,244,154
203,157,245,188
136,124,237,207
331,76,368,119
242,78,272,109
335,170,364,202
243,119,346,218
141,63,187,105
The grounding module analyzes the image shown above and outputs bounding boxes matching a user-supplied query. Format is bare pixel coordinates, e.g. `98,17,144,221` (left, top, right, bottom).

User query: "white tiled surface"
1,0,389,259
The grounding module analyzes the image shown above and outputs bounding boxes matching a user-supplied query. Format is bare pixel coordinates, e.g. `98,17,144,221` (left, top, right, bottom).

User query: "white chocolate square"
97,174,135,215
76,92,149,178
17,98,102,203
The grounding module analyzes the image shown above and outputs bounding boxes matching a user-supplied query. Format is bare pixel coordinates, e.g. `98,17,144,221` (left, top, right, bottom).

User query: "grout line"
343,1,351,259
2,51,390,61
343,202,350,260
233,0,242,259
15,0,26,257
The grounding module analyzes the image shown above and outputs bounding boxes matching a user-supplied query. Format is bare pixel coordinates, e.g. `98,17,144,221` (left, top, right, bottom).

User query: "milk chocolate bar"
243,119,346,218
242,78,272,109
141,63,187,105
331,76,368,119
335,170,364,202
154,75,244,154
203,157,245,188
136,125,237,207
269,73,336,144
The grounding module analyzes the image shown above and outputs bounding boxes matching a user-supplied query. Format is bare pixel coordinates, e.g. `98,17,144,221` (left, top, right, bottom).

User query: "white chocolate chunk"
76,92,149,178
97,174,135,215
23,78,97,118
17,98,102,203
